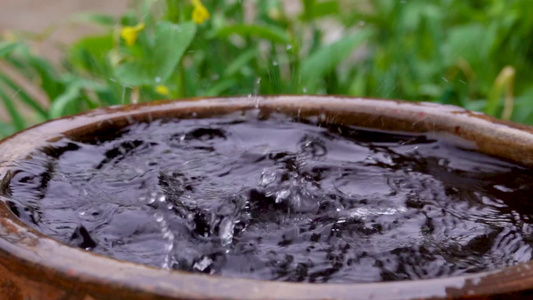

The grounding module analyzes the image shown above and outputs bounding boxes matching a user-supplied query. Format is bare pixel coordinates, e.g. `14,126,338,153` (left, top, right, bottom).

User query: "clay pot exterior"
1,96,533,300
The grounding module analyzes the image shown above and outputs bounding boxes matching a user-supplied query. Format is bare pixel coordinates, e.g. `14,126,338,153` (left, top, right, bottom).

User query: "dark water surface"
5,110,533,283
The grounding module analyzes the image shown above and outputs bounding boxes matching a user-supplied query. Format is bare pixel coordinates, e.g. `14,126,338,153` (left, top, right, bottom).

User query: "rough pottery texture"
2,96,533,299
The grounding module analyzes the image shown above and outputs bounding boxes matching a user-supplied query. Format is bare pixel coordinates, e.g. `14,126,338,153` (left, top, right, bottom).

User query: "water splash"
6,111,533,283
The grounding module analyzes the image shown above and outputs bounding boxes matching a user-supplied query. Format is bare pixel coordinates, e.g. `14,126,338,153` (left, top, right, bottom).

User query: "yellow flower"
120,23,145,46
155,85,171,96
191,0,210,24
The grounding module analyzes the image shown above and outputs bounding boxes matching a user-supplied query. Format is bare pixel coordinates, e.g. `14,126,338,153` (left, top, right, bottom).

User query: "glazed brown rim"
1,95,533,299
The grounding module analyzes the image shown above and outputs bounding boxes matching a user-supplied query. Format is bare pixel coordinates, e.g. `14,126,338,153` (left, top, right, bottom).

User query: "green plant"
1,0,533,138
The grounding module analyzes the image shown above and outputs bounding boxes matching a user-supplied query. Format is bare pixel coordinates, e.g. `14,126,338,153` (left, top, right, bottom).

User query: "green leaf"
0,41,19,57
0,121,14,138
302,0,316,20
153,22,196,84
115,21,197,86
224,49,257,76
308,1,339,19
50,85,81,119
205,78,238,96
216,24,289,44
300,30,372,88
71,12,117,27
0,87,26,130
0,72,48,119
25,56,64,101
444,24,490,67
70,35,114,74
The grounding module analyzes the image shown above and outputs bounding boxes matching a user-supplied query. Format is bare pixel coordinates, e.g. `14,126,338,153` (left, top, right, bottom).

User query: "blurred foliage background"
0,0,532,137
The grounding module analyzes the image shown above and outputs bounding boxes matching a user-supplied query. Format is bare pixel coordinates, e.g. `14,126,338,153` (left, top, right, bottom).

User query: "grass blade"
50,85,81,119
0,72,48,118
300,29,372,89
0,121,14,138
216,24,290,44
0,41,19,57
0,86,26,130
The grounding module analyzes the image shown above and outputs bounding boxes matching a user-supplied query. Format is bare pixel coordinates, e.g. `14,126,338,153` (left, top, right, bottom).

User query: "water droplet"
219,217,235,245
155,76,161,83
163,231,174,239
253,78,262,108
286,44,293,50
494,185,514,192
155,213,164,222
165,243,174,251
438,159,448,166
275,190,291,203
272,61,279,66
193,256,213,272
158,195,166,202
260,169,277,187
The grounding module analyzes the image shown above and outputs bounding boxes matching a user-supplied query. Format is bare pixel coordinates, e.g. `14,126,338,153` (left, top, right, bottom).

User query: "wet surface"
5,110,533,283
